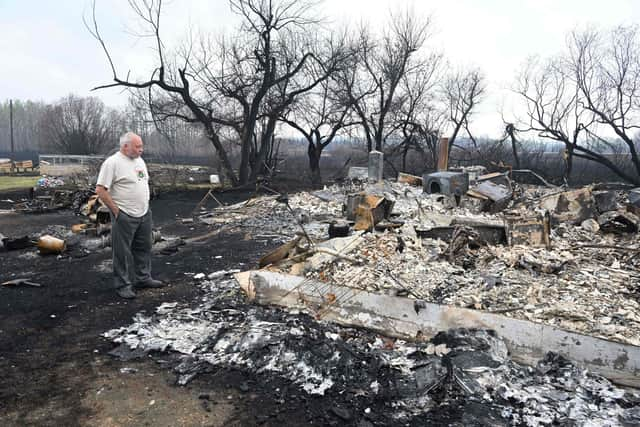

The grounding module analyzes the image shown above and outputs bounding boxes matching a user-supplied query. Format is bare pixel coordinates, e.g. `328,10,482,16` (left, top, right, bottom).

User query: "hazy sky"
1,0,639,137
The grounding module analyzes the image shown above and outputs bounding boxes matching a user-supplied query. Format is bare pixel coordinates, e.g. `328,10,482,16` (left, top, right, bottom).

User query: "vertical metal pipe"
9,99,15,154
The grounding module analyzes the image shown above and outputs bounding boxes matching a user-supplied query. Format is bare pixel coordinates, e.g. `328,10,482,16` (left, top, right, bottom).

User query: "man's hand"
95,185,120,218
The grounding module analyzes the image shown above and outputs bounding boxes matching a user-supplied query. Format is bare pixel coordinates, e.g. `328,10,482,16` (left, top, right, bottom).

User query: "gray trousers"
111,210,153,289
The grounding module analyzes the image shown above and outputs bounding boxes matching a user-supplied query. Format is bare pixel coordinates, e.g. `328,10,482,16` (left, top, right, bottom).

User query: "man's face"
125,136,144,159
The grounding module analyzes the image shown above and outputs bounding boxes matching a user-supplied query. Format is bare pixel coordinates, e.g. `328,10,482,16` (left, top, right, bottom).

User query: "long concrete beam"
236,271,640,388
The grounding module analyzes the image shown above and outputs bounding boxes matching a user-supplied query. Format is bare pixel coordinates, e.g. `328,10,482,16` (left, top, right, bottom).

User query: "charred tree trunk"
307,141,323,187
205,127,239,187
249,115,279,182
374,128,383,152
563,146,574,185
401,144,410,172
239,110,259,185
506,124,521,169
448,123,462,157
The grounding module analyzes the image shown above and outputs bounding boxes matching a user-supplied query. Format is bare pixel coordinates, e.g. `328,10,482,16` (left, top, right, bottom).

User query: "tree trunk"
448,123,462,157
249,115,278,182
206,128,239,187
402,144,409,172
238,127,253,185
307,142,322,187
365,132,373,153
375,131,383,152
239,99,263,185
511,138,521,169
507,125,521,169
563,146,574,185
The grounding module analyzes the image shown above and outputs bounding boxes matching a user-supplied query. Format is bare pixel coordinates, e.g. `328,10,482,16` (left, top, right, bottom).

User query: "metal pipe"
9,99,14,154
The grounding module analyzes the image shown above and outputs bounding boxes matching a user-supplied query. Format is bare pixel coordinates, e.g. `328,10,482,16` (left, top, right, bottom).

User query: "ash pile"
105,277,640,426
103,165,640,425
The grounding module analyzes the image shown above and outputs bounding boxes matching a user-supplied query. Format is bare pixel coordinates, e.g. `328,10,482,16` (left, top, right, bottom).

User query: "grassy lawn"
0,175,39,191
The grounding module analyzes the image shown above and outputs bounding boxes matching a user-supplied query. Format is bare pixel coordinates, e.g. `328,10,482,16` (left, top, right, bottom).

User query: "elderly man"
96,132,163,299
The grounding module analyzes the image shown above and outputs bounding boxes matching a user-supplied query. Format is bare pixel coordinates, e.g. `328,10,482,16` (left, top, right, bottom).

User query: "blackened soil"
0,186,419,427
0,189,306,426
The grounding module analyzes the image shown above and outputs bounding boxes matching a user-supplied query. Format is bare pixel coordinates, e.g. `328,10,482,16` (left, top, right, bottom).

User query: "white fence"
39,154,104,165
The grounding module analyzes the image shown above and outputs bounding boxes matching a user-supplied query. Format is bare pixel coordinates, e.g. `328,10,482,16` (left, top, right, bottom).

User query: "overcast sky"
1,0,639,137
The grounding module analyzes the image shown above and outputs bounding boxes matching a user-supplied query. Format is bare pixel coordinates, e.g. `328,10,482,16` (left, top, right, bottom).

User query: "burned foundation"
13,170,635,423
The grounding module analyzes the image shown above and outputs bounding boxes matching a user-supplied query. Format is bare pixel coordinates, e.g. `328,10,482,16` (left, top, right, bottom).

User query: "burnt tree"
570,26,640,184
388,67,444,172
511,26,640,185
442,67,485,155
280,39,358,186
88,0,337,186
338,10,438,152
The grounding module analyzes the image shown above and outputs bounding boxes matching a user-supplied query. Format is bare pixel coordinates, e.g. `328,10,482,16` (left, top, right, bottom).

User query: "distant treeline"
1,93,637,186
0,96,210,158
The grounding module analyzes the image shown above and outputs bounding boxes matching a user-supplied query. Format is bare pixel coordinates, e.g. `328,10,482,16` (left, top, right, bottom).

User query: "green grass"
0,175,39,191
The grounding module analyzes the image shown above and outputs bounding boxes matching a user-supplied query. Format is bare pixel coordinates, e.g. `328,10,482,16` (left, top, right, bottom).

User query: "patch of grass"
0,175,39,191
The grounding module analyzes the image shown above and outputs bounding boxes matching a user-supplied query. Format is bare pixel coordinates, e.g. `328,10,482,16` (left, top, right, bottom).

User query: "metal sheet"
540,188,596,225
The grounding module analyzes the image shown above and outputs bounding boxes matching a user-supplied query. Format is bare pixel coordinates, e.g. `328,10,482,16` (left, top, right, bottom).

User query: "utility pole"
9,99,14,154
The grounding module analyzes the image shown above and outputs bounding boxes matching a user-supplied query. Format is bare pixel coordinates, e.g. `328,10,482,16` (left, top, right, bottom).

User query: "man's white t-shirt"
96,151,150,217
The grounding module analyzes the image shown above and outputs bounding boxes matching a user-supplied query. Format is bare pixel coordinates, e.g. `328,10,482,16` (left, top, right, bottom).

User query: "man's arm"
96,185,119,217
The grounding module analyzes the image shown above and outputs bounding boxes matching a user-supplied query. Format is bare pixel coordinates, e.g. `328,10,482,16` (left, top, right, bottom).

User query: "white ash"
103,279,640,425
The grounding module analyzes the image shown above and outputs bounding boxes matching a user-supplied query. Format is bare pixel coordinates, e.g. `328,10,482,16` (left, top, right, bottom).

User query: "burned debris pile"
104,277,640,425
100,166,640,423
194,173,640,347
11,187,92,214
2,189,165,257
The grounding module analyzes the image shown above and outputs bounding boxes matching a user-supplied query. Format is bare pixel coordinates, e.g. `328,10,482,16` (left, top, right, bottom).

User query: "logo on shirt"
135,168,146,180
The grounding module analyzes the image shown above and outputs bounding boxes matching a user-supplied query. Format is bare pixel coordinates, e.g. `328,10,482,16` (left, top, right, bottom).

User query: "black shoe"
116,286,136,299
136,278,164,289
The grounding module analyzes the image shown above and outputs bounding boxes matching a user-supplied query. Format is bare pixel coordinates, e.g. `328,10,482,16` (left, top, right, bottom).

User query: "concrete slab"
237,271,640,388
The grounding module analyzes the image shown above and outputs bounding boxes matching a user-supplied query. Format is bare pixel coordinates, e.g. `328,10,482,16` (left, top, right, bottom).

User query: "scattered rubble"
104,277,640,425
598,210,640,234
11,187,94,214
191,176,640,349
397,172,422,186
471,180,512,213
347,166,368,181
2,216,165,259
540,187,596,224
1,234,31,251
345,192,395,231
95,169,640,423
36,176,65,188
7,162,636,421
236,270,640,387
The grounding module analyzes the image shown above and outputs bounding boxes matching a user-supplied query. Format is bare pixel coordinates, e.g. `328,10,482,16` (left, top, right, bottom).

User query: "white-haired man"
96,132,163,299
